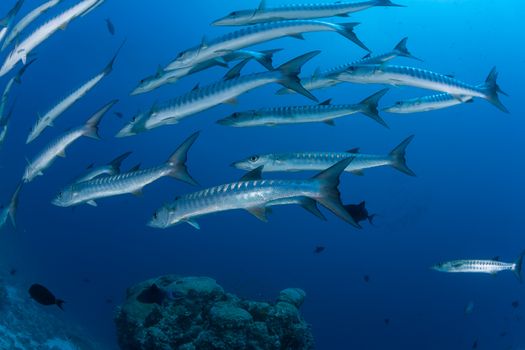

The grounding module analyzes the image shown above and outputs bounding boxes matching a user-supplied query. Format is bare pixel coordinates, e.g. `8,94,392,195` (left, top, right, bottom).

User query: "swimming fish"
28,283,65,310
52,132,199,207
277,37,420,95
217,89,389,128
213,0,403,26
345,201,375,225
383,93,473,114
231,135,415,176
27,42,123,144
148,158,360,229
0,0,105,77
0,183,22,230
74,151,132,183
118,51,320,137
314,246,325,254
0,0,24,46
23,100,116,183
432,251,524,281
165,20,368,72
337,65,508,113
0,103,15,150
105,18,115,35
2,0,64,51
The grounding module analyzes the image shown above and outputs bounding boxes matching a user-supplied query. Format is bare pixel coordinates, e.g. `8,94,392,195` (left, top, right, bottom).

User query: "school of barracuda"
0,0,519,280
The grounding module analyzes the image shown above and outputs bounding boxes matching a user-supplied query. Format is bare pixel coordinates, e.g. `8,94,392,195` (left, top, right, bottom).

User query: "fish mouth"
130,87,144,96
215,118,230,126
51,198,66,207
115,125,135,138
211,17,230,26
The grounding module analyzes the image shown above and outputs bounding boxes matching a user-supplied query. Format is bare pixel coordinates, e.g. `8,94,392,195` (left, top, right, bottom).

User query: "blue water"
0,0,523,349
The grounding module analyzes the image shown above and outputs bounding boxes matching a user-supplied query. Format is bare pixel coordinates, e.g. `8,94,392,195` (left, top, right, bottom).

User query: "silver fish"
0,102,15,150
0,0,24,46
277,37,420,95
118,51,320,137
27,43,123,144
52,132,199,207
0,0,104,77
432,252,524,282
337,65,509,113
232,135,415,176
148,158,360,229
213,0,403,26
23,100,115,183
0,183,23,230
74,151,132,183
383,93,473,114
166,20,368,72
131,48,282,96
217,88,389,128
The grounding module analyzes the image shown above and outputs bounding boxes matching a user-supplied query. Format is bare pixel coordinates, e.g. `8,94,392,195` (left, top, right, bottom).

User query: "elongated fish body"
0,0,104,77
2,0,64,50
23,100,115,183
232,135,415,176
384,93,473,114
213,0,402,26
149,158,359,229
0,0,24,46
166,20,367,71
338,65,508,112
52,132,199,207
74,151,131,183
0,183,22,230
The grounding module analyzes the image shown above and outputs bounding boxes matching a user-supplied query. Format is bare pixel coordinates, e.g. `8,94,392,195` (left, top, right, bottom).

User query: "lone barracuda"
165,20,368,72
0,183,23,230
2,0,64,51
23,100,116,183
131,49,282,96
0,0,104,77
232,135,415,176
217,88,389,128
0,0,24,46
118,51,320,137
337,65,509,113
148,157,361,229
52,132,199,207
277,37,420,95
432,252,524,282
213,0,403,26
384,93,473,114
74,151,132,183
27,42,123,144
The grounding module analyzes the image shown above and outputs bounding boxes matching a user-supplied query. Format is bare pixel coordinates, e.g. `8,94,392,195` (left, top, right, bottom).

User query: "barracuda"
384,93,473,114
432,252,524,282
27,43,122,144
0,0,104,77
277,37,420,95
2,0,64,51
217,89,389,128
0,183,23,230
148,158,360,229
118,51,320,137
213,0,403,26
0,0,24,46
131,48,282,96
23,100,115,183
165,20,368,72
73,151,132,183
232,135,415,176
337,65,509,113
52,132,199,207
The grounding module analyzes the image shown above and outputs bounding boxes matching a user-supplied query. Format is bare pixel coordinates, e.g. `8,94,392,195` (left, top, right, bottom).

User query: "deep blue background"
0,0,523,349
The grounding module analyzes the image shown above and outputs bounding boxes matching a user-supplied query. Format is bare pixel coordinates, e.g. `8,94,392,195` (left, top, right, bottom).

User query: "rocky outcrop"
115,275,314,350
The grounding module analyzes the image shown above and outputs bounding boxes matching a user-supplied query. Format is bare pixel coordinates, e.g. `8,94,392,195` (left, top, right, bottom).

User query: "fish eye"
153,212,158,219
232,112,239,118
140,79,145,84
249,155,259,162
230,11,238,16
395,101,401,105
131,116,136,122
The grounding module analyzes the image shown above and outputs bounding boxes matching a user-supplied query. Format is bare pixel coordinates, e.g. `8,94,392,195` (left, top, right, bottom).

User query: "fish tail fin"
276,51,320,102
14,58,37,84
335,23,370,52
256,48,282,70
389,135,416,176
357,88,389,128
103,39,126,75
8,183,22,228
313,158,361,228
376,0,406,7
166,132,199,186
480,67,509,113
56,299,65,311
513,250,524,282
83,100,118,139
109,151,132,173
393,37,422,61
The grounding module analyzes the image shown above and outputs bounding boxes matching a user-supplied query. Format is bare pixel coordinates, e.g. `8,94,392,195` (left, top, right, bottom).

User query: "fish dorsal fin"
359,201,366,209
155,65,164,78
200,36,209,49
257,0,267,11
240,166,263,181
362,53,371,59
346,148,360,153
129,163,141,172
191,83,200,92
246,206,269,222
223,59,250,81
319,99,332,106
312,67,321,79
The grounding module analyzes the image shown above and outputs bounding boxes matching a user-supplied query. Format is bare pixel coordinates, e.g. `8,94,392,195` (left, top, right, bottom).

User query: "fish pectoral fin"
59,22,69,30
323,120,335,126
240,166,263,181
350,169,364,176
37,171,44,176
57,149,66,158
451,94,467,102
222,97,238,105
246,206,269,222
131,188,143,197
86,200,98,207
336,13,350,17
288,33,305,40
185,219,200,230
297,197,327,221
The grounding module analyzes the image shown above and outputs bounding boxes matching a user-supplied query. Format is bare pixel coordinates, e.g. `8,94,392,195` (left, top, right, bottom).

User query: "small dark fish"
512,300,520,308
137,283,169,305
363,275,370,283
114,112,124,119
105,18,115,35
344,201,376,225
384,318,390,325
314,246,325,254
472,339,478,349
9,268,17,276
28,284,65,310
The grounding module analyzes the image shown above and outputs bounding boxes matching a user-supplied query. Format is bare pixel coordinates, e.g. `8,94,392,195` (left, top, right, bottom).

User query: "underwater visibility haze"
0,0,524,349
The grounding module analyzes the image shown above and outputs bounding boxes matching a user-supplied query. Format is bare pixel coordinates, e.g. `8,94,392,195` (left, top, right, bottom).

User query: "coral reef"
115,276,314,350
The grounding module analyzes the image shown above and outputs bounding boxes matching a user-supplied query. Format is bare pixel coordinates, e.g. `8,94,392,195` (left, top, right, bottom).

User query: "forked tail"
166,132,200,186
335,22,370,52
357,88,389,128
393,37,422,62
513,250,524,282
480,67,509,113
389,135,416,176
276,51,321,102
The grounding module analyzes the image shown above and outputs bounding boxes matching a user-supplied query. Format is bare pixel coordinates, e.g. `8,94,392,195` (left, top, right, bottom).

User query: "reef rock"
115,275,314,350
